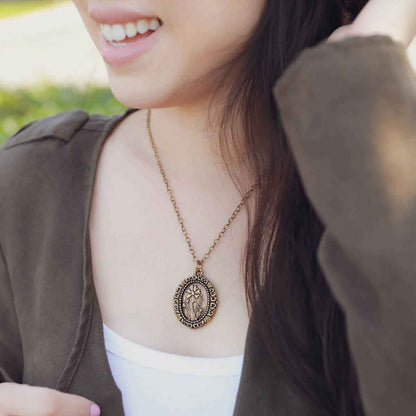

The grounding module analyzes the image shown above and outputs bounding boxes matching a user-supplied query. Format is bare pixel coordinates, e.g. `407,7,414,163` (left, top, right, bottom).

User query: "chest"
88,132,250,358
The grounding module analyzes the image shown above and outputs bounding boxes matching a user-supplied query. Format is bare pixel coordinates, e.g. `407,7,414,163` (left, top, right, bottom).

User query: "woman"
0,0,415,415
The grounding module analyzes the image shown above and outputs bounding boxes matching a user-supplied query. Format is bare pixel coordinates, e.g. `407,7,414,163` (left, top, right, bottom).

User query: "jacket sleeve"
0,143,24,384
272,34,416,416
0,240,23,384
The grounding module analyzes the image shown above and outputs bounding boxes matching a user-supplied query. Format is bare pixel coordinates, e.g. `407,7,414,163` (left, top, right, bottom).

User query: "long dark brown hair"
205,0,369,414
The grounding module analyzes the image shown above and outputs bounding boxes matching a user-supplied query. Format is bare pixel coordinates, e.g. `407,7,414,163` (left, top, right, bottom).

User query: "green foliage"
0,0,68,20
0,82,127,145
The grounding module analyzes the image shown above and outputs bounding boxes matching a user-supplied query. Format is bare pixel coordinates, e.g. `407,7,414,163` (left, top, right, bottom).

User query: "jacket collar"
46,107,313,416
3,109,90,149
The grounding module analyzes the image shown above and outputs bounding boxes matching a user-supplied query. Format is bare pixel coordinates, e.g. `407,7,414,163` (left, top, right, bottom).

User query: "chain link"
145,108,257,270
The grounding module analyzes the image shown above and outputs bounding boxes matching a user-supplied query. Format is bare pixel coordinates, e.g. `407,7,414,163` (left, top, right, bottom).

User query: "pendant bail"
195,260,203,274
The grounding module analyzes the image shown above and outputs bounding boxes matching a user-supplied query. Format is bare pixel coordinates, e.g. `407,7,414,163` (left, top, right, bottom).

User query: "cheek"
77,0,265,108
179,22,245,64
166,7,262,86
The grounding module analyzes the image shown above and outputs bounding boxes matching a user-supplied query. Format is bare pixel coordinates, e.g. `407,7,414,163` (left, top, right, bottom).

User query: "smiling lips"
89,5,164,65
100,18,162,43
99,19,163,65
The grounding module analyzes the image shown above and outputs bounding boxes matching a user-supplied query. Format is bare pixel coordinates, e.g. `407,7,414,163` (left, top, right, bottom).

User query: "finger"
0,382,100,416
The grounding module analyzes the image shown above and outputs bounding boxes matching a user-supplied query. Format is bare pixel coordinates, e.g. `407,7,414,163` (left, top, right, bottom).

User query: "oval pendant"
173,272,218,329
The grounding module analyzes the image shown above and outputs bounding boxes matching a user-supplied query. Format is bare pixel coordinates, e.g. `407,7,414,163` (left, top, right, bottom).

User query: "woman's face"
72,0,265,109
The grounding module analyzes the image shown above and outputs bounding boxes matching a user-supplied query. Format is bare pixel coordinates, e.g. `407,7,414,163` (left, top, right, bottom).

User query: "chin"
106,80,175,108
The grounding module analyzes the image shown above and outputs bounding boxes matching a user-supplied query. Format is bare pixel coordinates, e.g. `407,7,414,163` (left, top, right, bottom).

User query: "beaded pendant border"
173,272,218,329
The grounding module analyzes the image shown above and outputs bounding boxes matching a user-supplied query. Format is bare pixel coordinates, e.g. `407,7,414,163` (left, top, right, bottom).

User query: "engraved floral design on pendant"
173,273,218,328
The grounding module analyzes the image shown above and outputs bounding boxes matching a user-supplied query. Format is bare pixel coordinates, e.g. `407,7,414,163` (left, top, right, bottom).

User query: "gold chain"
145,108,257,273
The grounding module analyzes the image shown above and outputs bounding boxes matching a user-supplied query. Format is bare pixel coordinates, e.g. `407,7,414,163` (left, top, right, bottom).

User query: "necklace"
145,108,257,329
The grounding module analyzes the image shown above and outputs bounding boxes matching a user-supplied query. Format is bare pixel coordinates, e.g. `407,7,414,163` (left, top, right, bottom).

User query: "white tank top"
103,323,244,416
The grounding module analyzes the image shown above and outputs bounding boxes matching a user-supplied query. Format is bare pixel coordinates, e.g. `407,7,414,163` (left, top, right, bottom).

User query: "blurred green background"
0,0,63,19
0,83,126,143
0,0,126,145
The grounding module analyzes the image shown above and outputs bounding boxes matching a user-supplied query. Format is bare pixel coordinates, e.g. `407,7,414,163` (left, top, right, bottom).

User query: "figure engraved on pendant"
183,283,205,320
173,272,219,329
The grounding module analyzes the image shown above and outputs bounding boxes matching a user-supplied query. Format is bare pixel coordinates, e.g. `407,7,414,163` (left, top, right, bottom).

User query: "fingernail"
90,403,101,416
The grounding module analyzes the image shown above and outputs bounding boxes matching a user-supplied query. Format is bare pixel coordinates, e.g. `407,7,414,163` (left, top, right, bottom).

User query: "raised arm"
272,22,416,416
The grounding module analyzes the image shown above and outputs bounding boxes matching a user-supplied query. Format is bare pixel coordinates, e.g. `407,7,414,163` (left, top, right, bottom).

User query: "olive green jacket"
1,35,415,415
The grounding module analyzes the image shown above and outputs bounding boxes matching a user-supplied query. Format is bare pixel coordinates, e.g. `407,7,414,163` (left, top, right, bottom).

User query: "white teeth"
125,22,137,38
112,24,126,41
100,18,161,42
101,24,113,41
149,18,160,31
137,19,149,34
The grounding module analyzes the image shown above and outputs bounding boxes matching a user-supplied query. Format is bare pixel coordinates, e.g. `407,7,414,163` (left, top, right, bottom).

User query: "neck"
151,106,219,170
120,95,255,202
144,98,249,189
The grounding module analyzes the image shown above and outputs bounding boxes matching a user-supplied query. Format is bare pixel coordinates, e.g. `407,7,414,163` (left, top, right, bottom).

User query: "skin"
72,0,266,171
2,1,415,414
72,0,266,363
